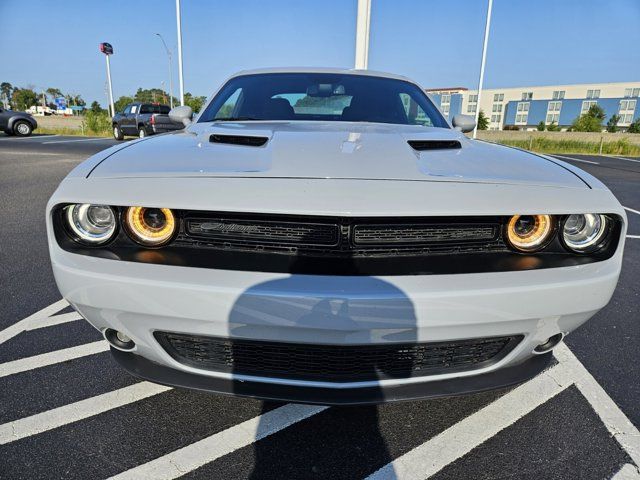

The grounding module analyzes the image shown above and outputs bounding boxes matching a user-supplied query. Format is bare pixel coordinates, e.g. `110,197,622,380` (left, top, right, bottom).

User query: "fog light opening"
533,333,564,354
104,328,136,351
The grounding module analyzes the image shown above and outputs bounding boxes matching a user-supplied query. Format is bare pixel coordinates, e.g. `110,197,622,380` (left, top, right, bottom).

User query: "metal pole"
354,0,371,69
175,0,185,105
155,33,174,108
473,0,493,139
105,55,115,117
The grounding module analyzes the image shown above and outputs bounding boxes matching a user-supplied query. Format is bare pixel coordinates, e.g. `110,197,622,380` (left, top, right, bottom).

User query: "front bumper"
112,347,552,405
50,242,622,403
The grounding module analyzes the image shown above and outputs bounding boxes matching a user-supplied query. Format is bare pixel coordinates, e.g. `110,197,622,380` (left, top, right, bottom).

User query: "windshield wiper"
213,116,260,122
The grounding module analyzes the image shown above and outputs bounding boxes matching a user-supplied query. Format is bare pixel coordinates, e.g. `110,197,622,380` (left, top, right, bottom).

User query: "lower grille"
155,332,522,382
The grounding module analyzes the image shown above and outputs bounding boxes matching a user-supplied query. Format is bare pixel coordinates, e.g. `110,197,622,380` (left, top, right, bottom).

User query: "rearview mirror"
452,114,476,133
169,105,193,127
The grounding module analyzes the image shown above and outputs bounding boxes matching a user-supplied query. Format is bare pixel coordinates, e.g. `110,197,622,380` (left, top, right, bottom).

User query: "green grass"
492,137,640,156
37,127,112,138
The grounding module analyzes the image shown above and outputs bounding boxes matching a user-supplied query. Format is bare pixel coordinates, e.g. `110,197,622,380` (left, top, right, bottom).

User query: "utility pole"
100,43,115,116
473,0,493,139
155,33,174,108
354,0,372,69
175,0,185,105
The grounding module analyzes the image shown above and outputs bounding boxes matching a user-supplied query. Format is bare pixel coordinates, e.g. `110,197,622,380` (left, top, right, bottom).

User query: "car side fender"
8,115,37,130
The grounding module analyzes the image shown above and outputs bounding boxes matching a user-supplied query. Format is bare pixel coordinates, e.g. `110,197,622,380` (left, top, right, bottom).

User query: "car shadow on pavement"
227,247,418,479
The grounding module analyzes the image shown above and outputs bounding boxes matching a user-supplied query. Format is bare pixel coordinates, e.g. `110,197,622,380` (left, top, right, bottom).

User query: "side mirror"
169,105,193,127
452,114,476,133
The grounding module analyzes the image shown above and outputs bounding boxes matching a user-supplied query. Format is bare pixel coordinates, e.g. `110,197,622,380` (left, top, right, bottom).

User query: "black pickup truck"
111,102,183,140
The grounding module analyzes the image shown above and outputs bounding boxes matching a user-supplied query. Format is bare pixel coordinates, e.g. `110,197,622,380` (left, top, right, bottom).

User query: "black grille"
155,332,522,382
408,140,462,151
187,218,339,246
179,213,505,258
209,134,268,146
353,224,496,245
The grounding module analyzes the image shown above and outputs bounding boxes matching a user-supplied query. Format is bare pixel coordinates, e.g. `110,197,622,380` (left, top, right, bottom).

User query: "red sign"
99,43,114,55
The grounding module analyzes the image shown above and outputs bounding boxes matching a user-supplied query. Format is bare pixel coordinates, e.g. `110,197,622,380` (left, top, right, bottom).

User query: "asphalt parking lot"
0,134,639,480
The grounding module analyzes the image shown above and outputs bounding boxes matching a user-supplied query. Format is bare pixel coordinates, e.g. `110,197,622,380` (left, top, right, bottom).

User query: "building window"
493,93,504,102
624,88,640,98
441,94,451,104
521,92,533,101
620,99,637,112
467,104,476,113
516,102,529,124
548,101,562,112
552,90,565,100
586,89,600,99
468,94,478,103
581,100,597,113
546,113,559,124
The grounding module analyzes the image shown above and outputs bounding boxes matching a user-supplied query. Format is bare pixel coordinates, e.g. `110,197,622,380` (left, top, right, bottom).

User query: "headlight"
506,214,553,252
65,204,116,244
125,206,176,246
562,214,609,253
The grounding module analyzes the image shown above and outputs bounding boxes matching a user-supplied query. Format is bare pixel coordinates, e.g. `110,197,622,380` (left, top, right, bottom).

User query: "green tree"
536,121,545,131
90,101,104,114
184,92,207,113
546,121,560,132
12,88,38,111
628,118,640,134
46,87,63,101
477,109,489,130
606,114,620,133
114,96,134,114
571,104,606,132
82,110,111,134
1,82,13,108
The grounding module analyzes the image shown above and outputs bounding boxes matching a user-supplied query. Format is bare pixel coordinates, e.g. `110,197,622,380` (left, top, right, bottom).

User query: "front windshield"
199,73,449,128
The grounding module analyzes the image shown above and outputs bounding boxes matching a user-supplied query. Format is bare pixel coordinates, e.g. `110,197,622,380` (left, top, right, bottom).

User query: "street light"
155,33,174,109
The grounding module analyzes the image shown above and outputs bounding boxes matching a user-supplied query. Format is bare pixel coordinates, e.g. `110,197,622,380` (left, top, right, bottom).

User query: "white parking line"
0,299,68,344
551,154,600,165
27,312,83,331
613,464,640,480
0,341,109,378
108,403,329,480
610,156,640,164
42,137,111,144
0,134,59,141
0,382,171,445
554,343,640,467
625,206,640,216
366,363,571,480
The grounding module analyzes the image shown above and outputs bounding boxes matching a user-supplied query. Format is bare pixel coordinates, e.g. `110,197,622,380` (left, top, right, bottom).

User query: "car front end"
46,69,626,404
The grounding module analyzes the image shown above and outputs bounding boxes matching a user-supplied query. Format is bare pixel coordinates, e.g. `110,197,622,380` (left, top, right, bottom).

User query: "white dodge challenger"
47,68,626,404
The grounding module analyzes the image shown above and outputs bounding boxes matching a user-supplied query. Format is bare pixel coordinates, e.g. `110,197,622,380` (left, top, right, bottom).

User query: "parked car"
111,102,183,140
0,107,38,136
47,68,626,405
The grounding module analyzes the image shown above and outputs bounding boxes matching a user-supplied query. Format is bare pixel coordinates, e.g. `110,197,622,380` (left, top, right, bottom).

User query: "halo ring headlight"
562,214,609,253
506,214,554,252
125,206,176,246
65,204,116,245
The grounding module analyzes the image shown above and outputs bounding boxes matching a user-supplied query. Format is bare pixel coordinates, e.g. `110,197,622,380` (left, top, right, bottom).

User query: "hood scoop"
210,134,269,147
408,140,462,151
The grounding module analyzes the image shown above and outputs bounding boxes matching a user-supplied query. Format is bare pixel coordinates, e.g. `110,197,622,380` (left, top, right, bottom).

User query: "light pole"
473,0,493,139
354,0,372,69
99,43,115,117
175,0,185,106
155,33,174,108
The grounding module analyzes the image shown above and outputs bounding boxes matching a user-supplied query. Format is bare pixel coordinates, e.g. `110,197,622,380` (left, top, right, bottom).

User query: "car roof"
230,67,418,84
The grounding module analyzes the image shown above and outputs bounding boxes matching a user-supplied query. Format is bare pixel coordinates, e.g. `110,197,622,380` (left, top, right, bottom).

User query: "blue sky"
1,0,639,106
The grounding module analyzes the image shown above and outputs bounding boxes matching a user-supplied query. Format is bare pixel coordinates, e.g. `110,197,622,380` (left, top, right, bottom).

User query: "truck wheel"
138,127,147,138
13,121,33,137
113,125,124,140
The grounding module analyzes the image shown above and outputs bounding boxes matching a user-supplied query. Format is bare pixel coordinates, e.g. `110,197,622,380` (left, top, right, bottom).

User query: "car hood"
88,122,586,189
